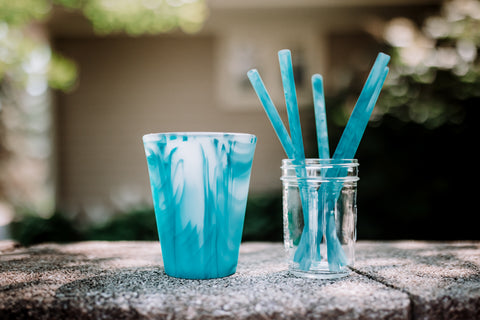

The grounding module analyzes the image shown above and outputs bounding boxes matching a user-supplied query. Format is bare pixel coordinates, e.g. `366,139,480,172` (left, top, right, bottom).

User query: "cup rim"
143,132,257,143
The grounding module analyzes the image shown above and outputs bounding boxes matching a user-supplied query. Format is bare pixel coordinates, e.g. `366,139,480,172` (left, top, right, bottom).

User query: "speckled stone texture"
353,241,480,320
0,241,478,320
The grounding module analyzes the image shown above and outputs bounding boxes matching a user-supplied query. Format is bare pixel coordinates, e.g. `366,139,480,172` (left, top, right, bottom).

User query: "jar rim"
281,158,358,167
281,158,359,182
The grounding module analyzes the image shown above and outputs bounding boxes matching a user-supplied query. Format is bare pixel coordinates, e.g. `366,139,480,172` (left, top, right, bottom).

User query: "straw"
332,53,390,160
247,65,311,268
312,73,330,261
278,49,305,160
247,69,295,159
312,74,330,159
278,49,317,269
295,74,329,264
325,63,390,271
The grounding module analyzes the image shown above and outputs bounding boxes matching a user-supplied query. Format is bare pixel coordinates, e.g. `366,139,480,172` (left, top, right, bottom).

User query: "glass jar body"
281,159,359,279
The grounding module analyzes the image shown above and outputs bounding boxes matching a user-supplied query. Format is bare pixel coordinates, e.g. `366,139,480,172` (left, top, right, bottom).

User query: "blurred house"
46,0,441,221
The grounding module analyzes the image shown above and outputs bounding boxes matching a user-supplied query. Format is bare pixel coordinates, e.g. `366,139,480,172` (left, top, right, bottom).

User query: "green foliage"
9,207,158,245
377,0,480,128
82,0,207,35
53,0,83,9
0,23,78,94
9,211,84,246
242,194,283,242
0,0,80,91
8,195,285,246
86,208,158,241
0,0,50,26
0,0,207,34
48,52,78,91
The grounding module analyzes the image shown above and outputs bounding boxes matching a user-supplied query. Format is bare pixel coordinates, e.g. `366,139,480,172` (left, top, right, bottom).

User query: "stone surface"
0,240,478,320
353,241,480,320
0,240,21,253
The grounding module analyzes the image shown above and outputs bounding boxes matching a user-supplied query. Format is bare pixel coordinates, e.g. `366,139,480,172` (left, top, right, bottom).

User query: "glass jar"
281,159,359,279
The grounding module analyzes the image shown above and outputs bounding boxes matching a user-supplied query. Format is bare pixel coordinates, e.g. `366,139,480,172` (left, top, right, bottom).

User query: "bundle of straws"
247,50,390,271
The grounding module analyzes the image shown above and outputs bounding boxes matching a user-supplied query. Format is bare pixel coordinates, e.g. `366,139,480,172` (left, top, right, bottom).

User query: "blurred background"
1,0,479,245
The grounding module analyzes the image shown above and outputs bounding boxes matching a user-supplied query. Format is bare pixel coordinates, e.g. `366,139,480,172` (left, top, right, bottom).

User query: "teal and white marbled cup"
143,132,257,279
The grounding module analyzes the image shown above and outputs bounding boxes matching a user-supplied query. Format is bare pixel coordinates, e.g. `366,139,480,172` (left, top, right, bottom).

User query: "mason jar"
281,159,359,279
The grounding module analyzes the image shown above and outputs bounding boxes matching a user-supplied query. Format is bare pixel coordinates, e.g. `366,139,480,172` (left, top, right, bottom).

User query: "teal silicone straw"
247,69,295,159
312,74,329,260
278,49,305,160
278,49,315,269
325,64,390,271
333,53,390,160
312,74,330,159
247,67,312,267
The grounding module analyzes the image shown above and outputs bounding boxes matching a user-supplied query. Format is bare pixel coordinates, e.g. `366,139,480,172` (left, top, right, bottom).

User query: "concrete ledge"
354,241,480,320
0,240,21,253
0,241,478,319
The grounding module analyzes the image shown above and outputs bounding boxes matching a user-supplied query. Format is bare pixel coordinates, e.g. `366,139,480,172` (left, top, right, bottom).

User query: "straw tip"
312,74,323,81
378,52,391,62
278,49,291,56
247,69,258,77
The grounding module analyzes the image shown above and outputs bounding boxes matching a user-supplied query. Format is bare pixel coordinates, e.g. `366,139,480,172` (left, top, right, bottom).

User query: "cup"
143,132,257,279
281,159,359,279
